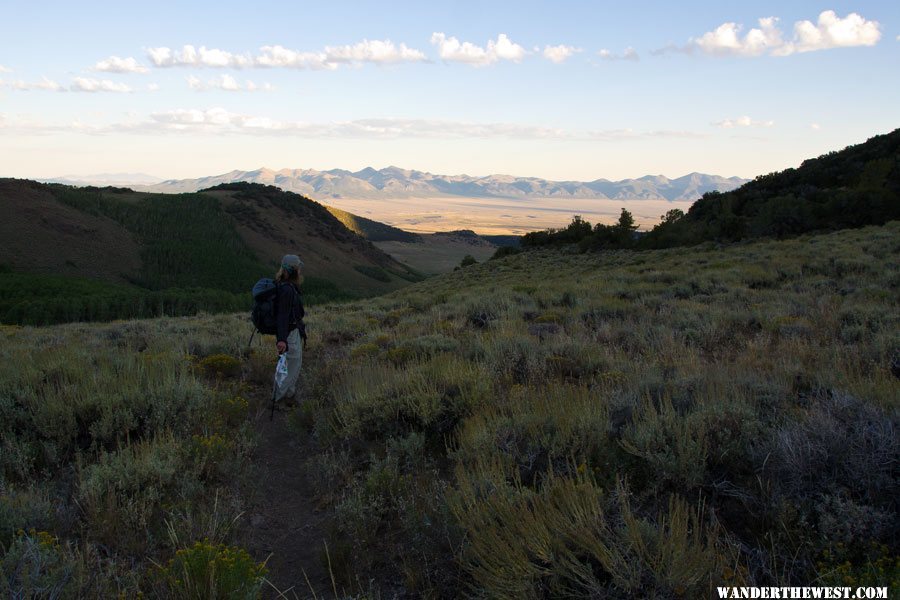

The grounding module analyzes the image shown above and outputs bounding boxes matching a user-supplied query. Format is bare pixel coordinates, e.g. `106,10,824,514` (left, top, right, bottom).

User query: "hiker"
274,254,307,404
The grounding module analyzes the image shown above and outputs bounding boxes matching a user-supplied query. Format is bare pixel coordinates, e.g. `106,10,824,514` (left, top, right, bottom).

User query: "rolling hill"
642,128,900,247
325,205,422,242
0,179,422,324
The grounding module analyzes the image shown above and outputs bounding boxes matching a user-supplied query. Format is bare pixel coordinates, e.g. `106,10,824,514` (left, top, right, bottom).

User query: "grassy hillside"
642,128,900,248
296,221,899,595
202,183,423,291
0,179,143,285
0,179,422,325
3,221,894,596
326,205,422,243
375,230,499,274
51,185,265,293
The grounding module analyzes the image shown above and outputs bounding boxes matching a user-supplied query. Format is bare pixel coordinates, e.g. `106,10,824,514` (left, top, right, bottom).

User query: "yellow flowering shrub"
158,541,267,599
196,354,241,378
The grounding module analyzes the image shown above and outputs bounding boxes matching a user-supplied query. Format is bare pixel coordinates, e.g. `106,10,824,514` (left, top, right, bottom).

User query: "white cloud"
186,75,203,90
782,10,881,54
253,46,331,70
141,110,574,136
147,45,254,68
147,83,160,92
148,40,426,70
0,76,63,91
430,32,527,66
713,116,774,129
597,47,640,61
187,74,273,92
692,17,784,56
93,55,148,73
0,109,706,141
810,123,821,130
1,76,136,93
0,65,11,73
320,39,427,65
682,11,880,57
219,74,240,91
543,44,581,63
70,77,133,93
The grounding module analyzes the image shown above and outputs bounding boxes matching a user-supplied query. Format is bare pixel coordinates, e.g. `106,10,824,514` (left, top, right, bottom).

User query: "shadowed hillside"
0,179,143,284
641,128,900,248
0,179,422,325
199,182,422,290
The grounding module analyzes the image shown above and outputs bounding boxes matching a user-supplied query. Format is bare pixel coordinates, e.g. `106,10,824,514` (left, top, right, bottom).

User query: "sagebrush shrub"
157,541,267,600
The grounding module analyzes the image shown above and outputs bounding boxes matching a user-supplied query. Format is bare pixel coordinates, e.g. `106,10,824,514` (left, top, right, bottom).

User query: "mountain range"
49,168,748,201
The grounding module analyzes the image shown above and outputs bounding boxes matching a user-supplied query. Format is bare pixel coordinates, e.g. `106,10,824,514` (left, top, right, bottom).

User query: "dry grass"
2,221,897,597
296,221,898,596
0,314,263,595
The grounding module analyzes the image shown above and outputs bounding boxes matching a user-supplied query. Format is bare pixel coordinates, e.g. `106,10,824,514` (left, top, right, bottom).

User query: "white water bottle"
274,354,288,390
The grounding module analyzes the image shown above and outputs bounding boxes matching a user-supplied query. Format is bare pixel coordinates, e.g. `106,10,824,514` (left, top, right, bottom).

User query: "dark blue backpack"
251,278,280,335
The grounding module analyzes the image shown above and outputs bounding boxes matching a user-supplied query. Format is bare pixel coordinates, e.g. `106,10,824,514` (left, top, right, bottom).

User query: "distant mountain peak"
133,166,749,201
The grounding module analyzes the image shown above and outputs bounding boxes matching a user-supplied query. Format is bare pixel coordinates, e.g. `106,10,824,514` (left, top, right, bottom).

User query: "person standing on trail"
274,254,307,404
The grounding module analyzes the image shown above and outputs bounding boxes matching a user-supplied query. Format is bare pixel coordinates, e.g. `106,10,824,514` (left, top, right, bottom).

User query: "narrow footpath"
239,397,335,599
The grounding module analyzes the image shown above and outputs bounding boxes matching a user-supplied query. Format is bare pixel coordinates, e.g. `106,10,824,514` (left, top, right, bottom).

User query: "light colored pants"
276,329,303,401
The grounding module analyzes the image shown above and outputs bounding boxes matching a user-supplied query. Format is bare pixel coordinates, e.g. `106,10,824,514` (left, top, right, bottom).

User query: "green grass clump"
157,540,267,599
196,353,242,378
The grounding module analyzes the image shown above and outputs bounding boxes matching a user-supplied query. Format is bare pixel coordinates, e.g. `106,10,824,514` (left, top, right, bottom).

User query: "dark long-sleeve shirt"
275,282,305,345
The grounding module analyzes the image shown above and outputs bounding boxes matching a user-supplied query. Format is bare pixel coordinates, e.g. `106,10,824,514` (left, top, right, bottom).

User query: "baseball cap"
281,254,304,270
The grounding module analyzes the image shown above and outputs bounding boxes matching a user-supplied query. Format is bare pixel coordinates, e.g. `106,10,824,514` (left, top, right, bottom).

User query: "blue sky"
1,0,897,181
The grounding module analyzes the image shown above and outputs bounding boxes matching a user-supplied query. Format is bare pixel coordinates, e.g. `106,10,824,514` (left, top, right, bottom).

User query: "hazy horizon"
2,1,898,182
44,164,750,183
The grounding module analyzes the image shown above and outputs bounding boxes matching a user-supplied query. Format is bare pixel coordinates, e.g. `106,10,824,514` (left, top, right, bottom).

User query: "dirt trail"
239,397,335,599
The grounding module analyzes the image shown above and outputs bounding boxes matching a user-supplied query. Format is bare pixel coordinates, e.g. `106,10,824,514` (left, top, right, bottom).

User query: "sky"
1,0,898,182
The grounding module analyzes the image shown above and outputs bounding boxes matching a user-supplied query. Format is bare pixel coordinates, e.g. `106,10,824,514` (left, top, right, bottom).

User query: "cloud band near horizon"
0,109,711,141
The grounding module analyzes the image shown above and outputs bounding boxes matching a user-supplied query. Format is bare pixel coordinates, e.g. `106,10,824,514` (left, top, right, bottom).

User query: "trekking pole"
270,351,279,421
269,380,277,421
